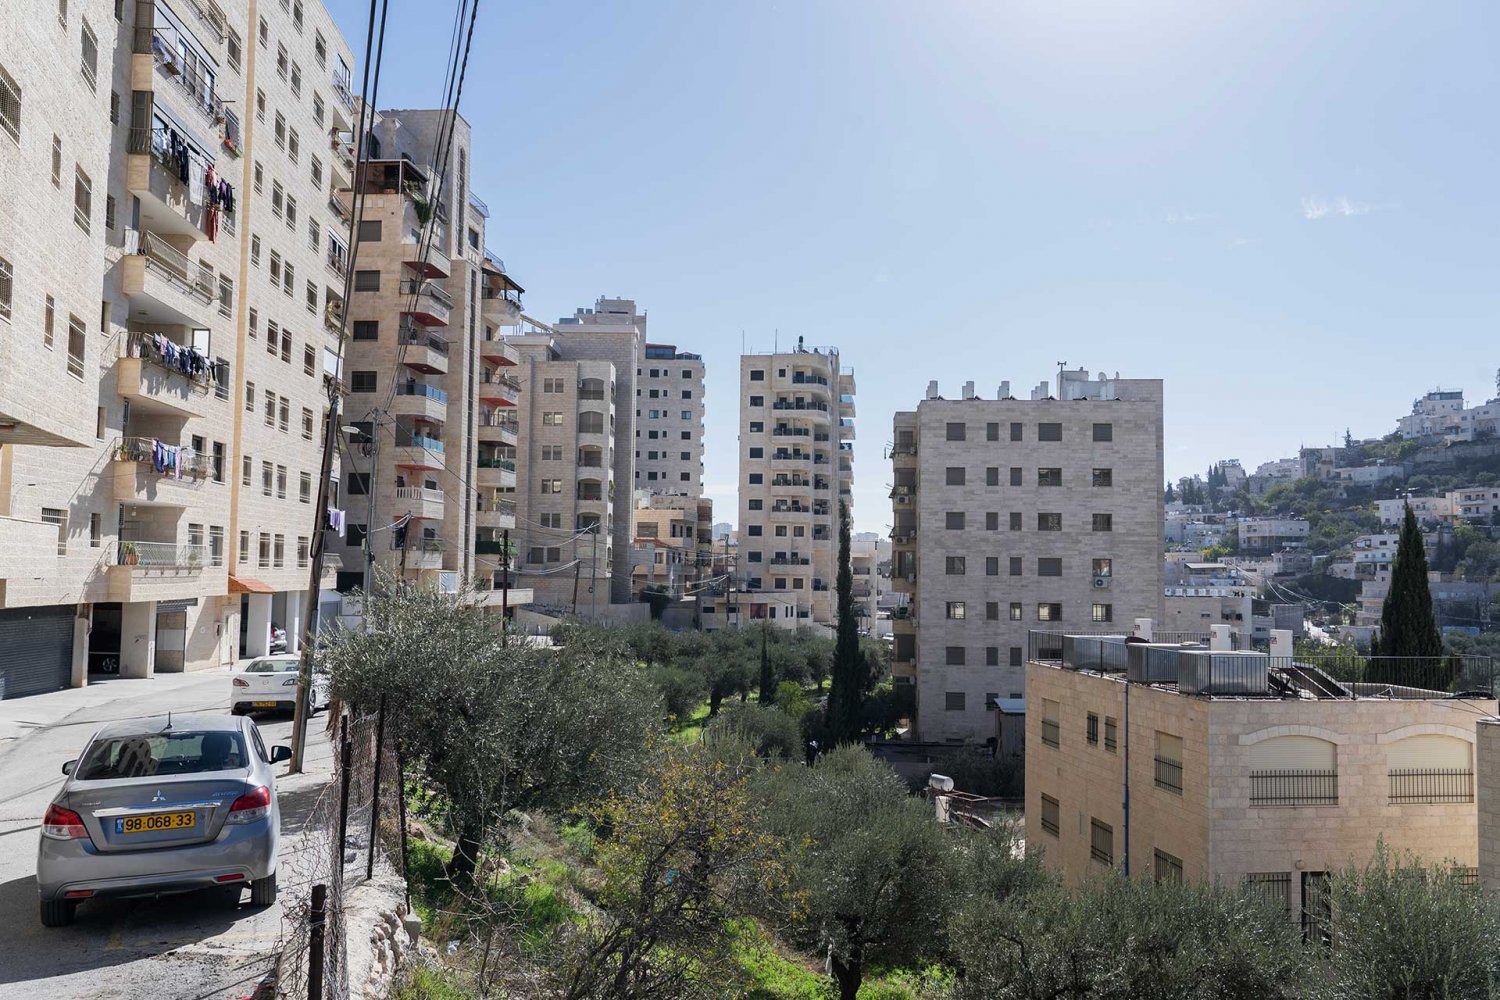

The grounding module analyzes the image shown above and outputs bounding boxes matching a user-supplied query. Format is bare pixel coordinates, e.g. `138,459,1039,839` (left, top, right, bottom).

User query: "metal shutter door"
1387,735,1470,770
1248,736,1336,770
0,606,73,700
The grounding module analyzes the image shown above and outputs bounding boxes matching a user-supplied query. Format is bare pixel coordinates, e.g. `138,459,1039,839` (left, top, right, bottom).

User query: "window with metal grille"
1086,713,1099,746
0,256,12,321
945,556,965,575
352,321,378,341
1153,849,1183,883
945,601,965,620
1092,603,1113,623
0,64,20,143
1093,468,1113,487
73,167,91,233
66,315,85,379
273,534,285,568
52,134,62,185
1155,732,1183,794
944,691,965,712
1038,512,1062,531
1037,602,1062,622
41,508,67,555
1040,795,1060,836
1093,422,1113,441
1038,467,1062,487
354,269,380,291
1389,768,1473,804
80,19,98,89
1090,819,1113,865
1041,699,1060,748
1104,716,1117,752
1092,512,1113,532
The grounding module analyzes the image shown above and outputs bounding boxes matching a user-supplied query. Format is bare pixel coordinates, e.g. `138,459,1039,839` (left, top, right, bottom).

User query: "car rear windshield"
76,731,249,779
244,657,297,673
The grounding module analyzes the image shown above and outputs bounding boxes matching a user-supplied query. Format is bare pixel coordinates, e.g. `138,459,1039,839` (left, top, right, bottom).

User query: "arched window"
1248,736,1337,807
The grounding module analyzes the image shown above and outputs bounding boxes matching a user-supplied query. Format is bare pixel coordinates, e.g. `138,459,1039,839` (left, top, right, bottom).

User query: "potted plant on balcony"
120,541,139,566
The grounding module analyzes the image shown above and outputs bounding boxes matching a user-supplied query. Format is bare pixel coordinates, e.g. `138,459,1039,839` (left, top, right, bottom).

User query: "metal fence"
1388,767,1474,804
1249,769,1339,807
1154,756,1183,795
272,703,407,999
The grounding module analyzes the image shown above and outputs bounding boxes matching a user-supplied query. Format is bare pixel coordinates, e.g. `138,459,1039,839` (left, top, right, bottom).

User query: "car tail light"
63,889,95,899
233,677,250,688
226,785,271,825
42,804,88,841
214,873,245,883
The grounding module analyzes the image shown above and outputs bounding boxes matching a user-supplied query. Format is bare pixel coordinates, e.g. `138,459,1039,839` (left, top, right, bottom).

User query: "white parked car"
230,655,329,716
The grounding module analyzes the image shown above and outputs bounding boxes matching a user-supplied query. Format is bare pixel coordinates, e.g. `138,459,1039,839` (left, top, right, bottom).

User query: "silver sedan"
36,713,288,927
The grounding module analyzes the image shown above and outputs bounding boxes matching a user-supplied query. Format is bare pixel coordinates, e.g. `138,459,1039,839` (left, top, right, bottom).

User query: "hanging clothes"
326,509,346,537
206,204,219,241
187,157,207,206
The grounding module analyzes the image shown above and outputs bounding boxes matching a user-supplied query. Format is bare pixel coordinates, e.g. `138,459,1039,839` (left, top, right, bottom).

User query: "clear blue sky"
325,0,1500,534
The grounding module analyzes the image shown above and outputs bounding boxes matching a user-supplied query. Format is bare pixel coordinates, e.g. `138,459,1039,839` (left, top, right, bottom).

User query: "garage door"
0,606,74,700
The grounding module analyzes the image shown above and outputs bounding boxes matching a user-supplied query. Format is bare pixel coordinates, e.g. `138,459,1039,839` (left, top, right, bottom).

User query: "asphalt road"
0,671,333,1000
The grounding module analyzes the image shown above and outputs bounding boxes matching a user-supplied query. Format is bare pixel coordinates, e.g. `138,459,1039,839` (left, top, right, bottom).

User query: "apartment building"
888,370,1164,742
1236,517,1310,554
0,0,353,697
1028,630,1493,932
850,534,885,629
333,109,529,609
635,343,704,496
721,343,856,631
629,492,713,599
233,0,356,656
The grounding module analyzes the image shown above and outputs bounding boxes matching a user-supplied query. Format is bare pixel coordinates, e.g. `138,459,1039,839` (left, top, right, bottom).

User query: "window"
299,471,312,503
1092,513,1113,532
1009,602,1023,621
1092,468,1113,487
986,421,999,441
1104,717,1118,752
352,320,378,341
945,466,965,485
1087,713,1099,746
945,421,966,441
1036,557,1062,577
289,64,301,97
541,411,563,426
986,601,999,621
1040,795,1060,836
227,28,241,70
241,456,252,487
1010,512,1023,531
212,442,225,482
245,381,256,412
1155,732,1183,793
945,601,966,620
66,315,85,379
985,466,1000,487
284,200,297,232
945,646,966,666
1092,603,1113,623
1010,421,1024,442
1090,819,1113,865
0,63,18,145
1038,422,1062,442
303,344,316,375
1010,467,1022,486
80,18,98,89
1010,556,1022,576
305,280,317,313
358,220,382,242
41,508,67,555
945,512,964,530
1041,699,1060,748
749,395,763,407
73,166,91,233
51,134,61,185
278,396,290,433
258,16,268,46
354,269,380,291
110,89,118,124
1093,422,1113,442
1153,849,1183,884
1244,873,1291,917
297,536,309,569
261,461,273,497
310,156,322,187
1010,646,1023,667
1038,513,1062,531
1037,603,1062,621
749,369,764,381
288,128,299,161
1092,558,1112,578
276,43,288,78
314,31,327,65
986,647,1000,666
345,473,369,496
1038,467,1062,487
269,250,282,283
43,294,54,347
273,534,285,569
944,691,966,712
350,372,376,393
945,556,965,575
986,556,999,576
275,465,288,499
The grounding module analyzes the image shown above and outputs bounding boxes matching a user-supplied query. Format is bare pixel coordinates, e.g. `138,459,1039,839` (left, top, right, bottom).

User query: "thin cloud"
1301,195,1372,220
1166,211,1215,225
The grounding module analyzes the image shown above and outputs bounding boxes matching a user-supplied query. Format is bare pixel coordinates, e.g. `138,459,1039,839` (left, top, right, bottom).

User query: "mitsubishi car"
36,714,288,927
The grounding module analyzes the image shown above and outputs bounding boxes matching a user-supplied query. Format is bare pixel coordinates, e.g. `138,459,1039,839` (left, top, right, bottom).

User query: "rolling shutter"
0,606,74,699
1387,735,1469,770
1248,736,1335,770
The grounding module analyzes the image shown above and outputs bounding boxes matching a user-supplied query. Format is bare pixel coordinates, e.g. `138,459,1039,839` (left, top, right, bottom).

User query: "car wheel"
39,899,76,927
250,872,277,907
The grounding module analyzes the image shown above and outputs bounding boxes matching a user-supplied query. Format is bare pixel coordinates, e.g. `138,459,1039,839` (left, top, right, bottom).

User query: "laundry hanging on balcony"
326,509,346,537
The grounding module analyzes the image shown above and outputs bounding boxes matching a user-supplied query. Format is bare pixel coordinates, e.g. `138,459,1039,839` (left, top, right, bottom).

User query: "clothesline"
128,331,226,388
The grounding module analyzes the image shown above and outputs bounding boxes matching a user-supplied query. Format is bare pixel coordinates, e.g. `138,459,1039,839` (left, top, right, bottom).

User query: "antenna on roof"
165,711,172,730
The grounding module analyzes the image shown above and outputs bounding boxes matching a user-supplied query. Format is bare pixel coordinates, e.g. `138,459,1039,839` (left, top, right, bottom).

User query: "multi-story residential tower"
890,370,1164,741
724,343,856,631
635,343,704,496
629,492,714,600
0,0,353,695
232,0,356,656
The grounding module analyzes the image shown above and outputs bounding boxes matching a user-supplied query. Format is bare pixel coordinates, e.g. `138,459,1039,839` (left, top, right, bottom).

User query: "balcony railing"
477,457,516,471
772,401,828,412
399,278,454,309
769,555,810,566
1041,719,1060,748
1154,757,1183,795
1249,769,1338,807
397,382,449,404
126,331,223,390
331,69,355,112
578,388,607,401
398,325,451,355
117,540,208,569
1389,768,1473,804
394,486,444,507
395,432,444,452
116,437,212,480
137,232,215,304
477,498,516,515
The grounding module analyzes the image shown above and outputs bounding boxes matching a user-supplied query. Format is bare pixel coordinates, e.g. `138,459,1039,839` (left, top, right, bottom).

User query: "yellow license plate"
117,811,195,834
252,700,279,707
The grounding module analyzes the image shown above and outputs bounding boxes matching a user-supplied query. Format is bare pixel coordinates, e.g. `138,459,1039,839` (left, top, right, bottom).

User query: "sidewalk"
0,667,236,746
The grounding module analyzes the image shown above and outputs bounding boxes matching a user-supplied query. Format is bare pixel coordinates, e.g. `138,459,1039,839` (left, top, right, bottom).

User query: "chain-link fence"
270,702,407,1000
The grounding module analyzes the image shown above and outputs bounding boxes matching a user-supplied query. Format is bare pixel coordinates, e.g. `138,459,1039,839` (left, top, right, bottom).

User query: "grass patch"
392,964,473,1000
670,700,713,744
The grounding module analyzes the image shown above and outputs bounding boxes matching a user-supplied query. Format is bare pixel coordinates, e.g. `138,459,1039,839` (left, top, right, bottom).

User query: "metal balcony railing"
331,70,355,112
1388,768,1473,804
126,331,222,390
116,437,212,479
398,326,450,355
117,540,208,569
136,232,215,303
399,278,453,310
1249,769,1338,807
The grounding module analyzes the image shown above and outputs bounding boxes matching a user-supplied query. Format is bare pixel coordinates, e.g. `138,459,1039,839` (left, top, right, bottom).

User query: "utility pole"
361,414,383,593
590,524,599,619
571,557,581,615
500,527,510,645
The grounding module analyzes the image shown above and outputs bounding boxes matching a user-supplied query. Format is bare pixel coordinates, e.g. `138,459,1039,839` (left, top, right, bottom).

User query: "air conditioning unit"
1093,576,1110,589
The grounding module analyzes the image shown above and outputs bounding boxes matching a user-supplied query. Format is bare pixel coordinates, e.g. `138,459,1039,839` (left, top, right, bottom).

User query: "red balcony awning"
229,574,275,594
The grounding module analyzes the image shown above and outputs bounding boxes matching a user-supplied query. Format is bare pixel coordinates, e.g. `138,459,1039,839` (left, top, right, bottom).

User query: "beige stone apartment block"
731,345,855,631
629,492,713,599
0,0,357,695
891,371,1164,742
634,343,704,496
1028,636,1492,928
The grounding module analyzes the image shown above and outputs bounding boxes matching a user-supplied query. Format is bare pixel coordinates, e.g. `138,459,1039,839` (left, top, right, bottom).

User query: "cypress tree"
826,501,863,744
1372,503,1445,686
757,625,776,705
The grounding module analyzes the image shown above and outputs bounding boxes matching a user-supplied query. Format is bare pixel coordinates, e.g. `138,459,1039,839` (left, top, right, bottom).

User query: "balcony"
394,486,445,520
398,325,450,375
481,260,524,325
768,504,811,519
404,237,450,279
110,437,214,507
399,279,453,328
400,537,446,570
1249,770,1338,807
475,499,516,531
770,451,812,466
117,332,225,417
392,381,449,422
480,335,519,367
108,540,214,603
331,68,356,125
479,373,520,407
125,130,215,241
772,400,829,413
477,414,518,445
122,232,216,326
475,537,510,556
476,457,516,488
768,555,811,567
393,431,445,471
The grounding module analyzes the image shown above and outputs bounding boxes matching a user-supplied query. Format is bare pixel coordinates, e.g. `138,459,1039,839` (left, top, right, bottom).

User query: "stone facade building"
634,343,704,496
889,370,1164,742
